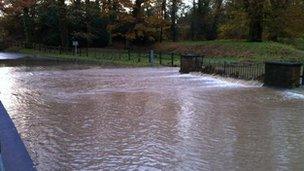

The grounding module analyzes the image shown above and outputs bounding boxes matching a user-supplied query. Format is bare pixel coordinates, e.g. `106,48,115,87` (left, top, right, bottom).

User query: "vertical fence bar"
138,52,141,63
223,62,227,76
128,49,131,61
302,65,304,85
159,52,162,65
171,53,174,67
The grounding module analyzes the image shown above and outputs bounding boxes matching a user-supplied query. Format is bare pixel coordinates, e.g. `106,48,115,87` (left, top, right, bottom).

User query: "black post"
302,65,304,85
171,53,174,67
128,49,131,61
224,61,227,75
138,54,141,63
159,52,162,65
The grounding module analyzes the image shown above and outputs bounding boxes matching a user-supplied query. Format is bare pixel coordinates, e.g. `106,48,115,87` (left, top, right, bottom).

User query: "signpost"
149,50,155,66
72,41,79,55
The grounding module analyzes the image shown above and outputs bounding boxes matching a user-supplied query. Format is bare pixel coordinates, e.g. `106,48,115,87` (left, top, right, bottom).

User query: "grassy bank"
155,40,304,62
11,40,304,66
19,48,179,67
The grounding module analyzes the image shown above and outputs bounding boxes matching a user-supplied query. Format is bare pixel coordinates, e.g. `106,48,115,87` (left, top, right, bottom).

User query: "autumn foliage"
0,0,304,48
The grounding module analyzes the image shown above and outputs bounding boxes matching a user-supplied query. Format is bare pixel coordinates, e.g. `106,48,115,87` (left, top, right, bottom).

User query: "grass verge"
155,40,304,62
19,48,180,67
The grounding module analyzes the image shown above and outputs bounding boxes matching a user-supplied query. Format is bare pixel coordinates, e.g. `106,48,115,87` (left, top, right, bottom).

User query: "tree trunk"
207,0,222,40
58,0,68,47
160,0,167,42
171,0,178,42
22,7,32,47
243,0,265,42
248,14,263,42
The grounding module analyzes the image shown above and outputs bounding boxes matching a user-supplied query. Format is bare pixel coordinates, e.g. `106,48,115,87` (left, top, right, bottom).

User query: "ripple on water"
0,66,304,170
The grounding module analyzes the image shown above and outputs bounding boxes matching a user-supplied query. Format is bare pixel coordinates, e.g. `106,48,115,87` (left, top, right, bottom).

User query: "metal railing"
202,59,265,81
6,41,181,67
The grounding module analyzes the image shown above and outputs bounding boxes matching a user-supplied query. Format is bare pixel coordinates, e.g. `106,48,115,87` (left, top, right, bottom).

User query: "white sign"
72,41,79,46
72,41,79,54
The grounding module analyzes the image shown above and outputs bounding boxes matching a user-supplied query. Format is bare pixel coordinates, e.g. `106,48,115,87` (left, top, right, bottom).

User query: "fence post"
223,61,227,75
138,53,141,63
302,65,304,85
149,50,155,65
159,52,162,65
171,53,174,67
128,49,131,61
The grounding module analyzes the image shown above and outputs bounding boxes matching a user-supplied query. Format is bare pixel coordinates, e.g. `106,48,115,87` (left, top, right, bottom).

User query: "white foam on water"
283,91,304,100
165,73,263,88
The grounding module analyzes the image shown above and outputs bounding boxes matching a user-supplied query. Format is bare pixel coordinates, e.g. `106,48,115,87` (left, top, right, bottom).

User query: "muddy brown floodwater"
0,65,304,170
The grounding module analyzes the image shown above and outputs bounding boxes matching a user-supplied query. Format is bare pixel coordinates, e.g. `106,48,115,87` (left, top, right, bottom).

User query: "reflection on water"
0,65,304,170
0,52,27,60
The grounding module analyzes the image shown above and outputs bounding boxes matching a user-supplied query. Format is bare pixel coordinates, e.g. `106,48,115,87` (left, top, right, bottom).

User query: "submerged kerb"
0,102,36,171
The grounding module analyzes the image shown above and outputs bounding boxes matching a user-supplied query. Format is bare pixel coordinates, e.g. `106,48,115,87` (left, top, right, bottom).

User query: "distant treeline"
0,0,304,48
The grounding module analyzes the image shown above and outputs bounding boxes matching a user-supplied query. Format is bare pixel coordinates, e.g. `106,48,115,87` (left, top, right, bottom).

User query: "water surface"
0,52,27,60
0,65,303,170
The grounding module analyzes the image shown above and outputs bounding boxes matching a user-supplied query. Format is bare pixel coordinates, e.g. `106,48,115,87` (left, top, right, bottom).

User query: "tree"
170,0,178,41
208,0,223,40
243,0,266,42
58,0,68,47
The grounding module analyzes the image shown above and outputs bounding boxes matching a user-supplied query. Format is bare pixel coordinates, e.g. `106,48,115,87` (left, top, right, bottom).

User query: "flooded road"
0,52,27,60
0,65,304,170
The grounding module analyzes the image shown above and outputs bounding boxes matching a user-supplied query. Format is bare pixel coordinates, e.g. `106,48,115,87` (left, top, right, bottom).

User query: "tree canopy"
0,0,303,47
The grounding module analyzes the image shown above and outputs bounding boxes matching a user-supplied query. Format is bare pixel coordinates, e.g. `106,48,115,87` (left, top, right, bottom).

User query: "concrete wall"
0,102,36,171
264,62,302,88
180,54,203,74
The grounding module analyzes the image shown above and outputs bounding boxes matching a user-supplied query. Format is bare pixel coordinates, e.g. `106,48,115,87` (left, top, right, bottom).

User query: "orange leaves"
1,0,37,14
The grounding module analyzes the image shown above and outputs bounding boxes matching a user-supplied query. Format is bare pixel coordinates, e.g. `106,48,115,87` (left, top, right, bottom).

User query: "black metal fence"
202,59,265,81
7,41,303,85
7,41,180,67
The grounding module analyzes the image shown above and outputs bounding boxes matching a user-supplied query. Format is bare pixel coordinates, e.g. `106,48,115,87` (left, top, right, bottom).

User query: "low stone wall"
264,62,303,88
180,54,203,74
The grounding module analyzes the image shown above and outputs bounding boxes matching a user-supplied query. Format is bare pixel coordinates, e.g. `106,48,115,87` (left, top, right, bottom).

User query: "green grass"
15,39,304,66
156,39,304,63
19,48,180,67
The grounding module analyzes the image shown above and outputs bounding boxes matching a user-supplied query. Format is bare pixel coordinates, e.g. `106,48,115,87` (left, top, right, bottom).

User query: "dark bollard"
179,54,203,74
264,62,303,88
302,66,304,85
